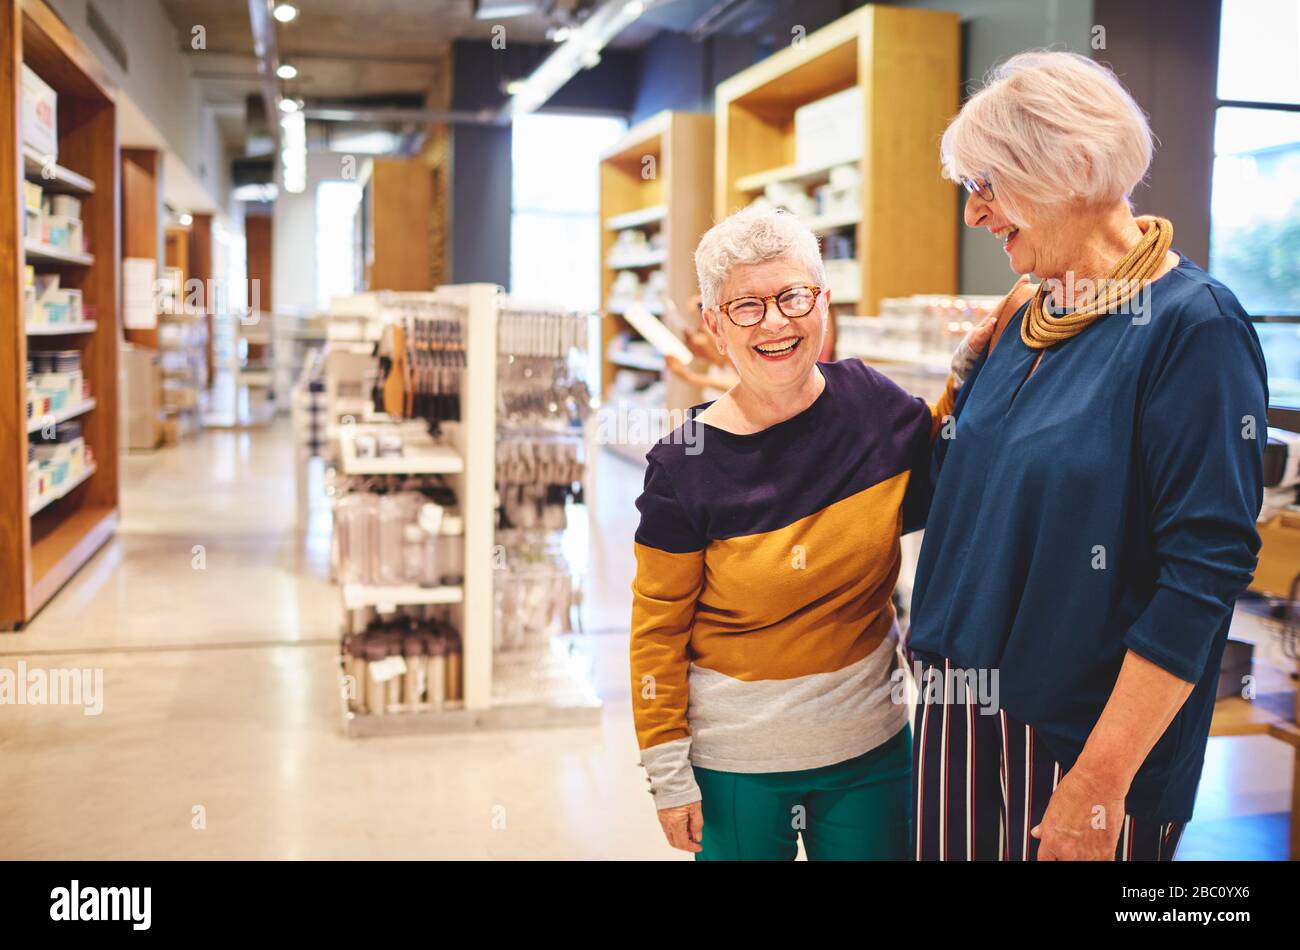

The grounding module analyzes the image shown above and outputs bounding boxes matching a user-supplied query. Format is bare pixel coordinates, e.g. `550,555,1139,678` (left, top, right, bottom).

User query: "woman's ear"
700,306,727,354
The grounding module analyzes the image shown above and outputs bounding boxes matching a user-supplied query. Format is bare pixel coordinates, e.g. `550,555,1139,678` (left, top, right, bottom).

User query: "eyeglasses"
717,285,823,328
958,171,995,202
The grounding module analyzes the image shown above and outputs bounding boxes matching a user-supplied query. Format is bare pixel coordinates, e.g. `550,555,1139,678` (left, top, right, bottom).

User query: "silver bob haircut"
694,205,827,310
940,50,1154,224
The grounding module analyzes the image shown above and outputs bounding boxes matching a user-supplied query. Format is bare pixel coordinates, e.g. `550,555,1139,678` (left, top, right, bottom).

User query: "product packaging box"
21,64,58,160
794,86,863,170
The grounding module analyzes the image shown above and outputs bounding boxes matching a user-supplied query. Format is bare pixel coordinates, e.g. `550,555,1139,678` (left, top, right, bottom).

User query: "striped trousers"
911,657,1184,861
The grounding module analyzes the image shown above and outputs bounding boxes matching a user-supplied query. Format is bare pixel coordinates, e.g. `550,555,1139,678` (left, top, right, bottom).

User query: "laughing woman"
908,52,1267,861
628,206,1004,860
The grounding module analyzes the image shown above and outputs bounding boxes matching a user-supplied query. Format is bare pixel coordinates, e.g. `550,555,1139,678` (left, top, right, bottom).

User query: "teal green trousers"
693,726,911,861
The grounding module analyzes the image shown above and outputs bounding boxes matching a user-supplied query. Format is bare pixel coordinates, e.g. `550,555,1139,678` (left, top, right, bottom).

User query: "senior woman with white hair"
628,205,1003,860
908,51,1267,861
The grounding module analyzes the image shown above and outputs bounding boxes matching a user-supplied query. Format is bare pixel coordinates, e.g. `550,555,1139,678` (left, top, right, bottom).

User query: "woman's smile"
752,336,801,360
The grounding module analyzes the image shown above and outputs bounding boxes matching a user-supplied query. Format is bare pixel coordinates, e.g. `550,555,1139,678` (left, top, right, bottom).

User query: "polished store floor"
0,424,1291,859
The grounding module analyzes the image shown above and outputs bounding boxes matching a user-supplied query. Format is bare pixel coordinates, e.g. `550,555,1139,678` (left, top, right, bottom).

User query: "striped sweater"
630,359,957,808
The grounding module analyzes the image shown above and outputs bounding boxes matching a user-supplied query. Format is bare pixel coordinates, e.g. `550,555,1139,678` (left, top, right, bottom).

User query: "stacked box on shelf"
2,0,121,628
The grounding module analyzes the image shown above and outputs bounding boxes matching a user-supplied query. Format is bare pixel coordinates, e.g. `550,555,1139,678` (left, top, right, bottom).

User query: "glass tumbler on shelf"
375,494,407,586
438,515,465,586
418,503,444,587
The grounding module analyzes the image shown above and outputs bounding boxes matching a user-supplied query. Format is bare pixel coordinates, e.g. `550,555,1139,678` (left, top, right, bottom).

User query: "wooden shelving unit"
599,111,713,463
357,157,434,292
715,4,960,316
1,0,120,629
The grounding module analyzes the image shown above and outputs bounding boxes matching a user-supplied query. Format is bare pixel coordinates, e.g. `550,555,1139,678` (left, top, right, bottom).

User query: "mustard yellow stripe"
630,543,703,751
691,471,908,681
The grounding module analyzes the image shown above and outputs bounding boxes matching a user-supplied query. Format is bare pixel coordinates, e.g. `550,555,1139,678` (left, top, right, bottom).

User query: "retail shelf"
26,321,97,336
23,240,93,266
607,299,664,316
342,584,463,611
337,428,464,475
804,210,861,233
606,249,666,270
844,347,952,371
734,155,862,194
29,463,97,517
26,397,95,434
604,204,667,231
23,145,96,195
607,349,665,372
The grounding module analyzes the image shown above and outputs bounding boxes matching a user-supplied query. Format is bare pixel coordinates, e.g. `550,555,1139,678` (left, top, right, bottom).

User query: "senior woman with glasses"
628,205,1006,860
908,51,1267,861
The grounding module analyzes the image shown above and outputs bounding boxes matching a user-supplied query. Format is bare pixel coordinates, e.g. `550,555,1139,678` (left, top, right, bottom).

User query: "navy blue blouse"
908,255,1268,823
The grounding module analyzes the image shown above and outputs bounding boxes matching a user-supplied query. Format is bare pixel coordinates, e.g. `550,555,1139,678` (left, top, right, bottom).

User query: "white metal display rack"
326,285,601,737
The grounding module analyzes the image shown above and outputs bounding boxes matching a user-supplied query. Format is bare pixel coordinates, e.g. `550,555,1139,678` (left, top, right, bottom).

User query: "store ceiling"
160,0,668,152
159,0,807,163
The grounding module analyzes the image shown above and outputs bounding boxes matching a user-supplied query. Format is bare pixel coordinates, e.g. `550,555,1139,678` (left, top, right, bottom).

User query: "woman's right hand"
657,801,704,853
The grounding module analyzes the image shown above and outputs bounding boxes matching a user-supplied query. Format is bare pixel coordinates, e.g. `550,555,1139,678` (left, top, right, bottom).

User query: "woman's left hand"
1031,768,1127,860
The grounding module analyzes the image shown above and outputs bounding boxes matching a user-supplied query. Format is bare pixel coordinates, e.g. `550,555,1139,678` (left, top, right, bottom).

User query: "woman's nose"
963,193,989,228
759,300,790,332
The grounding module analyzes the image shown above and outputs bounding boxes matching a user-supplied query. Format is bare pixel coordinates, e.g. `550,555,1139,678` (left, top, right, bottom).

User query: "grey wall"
1092,0,1220,269
889,0,1098,294
449,125,514,287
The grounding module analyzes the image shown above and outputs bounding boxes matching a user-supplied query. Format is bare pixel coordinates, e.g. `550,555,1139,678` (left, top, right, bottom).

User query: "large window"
316,179,363,311
510,112,627,310
1209,0,1300,316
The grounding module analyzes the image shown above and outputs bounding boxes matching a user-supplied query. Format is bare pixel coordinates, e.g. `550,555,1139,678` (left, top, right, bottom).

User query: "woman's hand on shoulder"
657,801,704,853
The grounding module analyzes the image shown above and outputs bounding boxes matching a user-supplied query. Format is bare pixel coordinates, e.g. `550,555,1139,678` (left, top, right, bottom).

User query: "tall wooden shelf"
598,110,713,442
715,5,959,316
1,0,120,628
357,157,434,291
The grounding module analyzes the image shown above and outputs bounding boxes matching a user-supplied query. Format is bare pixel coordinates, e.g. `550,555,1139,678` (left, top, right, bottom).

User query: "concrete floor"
0,423,1291,859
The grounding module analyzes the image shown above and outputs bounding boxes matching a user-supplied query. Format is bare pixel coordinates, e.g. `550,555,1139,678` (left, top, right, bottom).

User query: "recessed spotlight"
505,79,527,96
276,63,298,80
278,98,299,113
550,26,571,43
178,212,193,226
272,3,298,23
581,49,601,69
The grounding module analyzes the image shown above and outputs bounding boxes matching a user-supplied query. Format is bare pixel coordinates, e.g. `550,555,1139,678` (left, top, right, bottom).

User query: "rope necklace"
1020,215,1174,350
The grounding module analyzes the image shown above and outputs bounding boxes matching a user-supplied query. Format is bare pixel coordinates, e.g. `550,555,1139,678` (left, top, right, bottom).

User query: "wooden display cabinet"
0,0,120,628
598,110,713,450
715,4,960,316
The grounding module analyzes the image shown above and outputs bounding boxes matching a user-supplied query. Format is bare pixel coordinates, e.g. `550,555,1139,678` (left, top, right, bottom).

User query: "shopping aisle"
0,423,678,860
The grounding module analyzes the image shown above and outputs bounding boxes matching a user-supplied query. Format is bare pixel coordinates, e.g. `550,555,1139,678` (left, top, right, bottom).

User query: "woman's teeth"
992,225,1019,245
755,338,799,355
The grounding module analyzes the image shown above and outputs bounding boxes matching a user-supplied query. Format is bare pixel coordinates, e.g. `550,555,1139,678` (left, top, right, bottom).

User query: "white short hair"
694,205,826,309
940,51,1153,223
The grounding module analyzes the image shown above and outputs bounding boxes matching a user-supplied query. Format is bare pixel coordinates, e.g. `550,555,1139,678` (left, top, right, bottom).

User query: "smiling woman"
626,205,1005,861
910,50,1268,863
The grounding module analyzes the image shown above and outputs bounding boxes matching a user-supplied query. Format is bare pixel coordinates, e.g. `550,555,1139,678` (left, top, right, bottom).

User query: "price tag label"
369,656,407,682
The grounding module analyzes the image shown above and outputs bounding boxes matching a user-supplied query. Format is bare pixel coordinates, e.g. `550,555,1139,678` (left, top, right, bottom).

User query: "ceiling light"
272,4,298,23
278,98,299,113
473,0,540,18
505,0,654,119
280,111,306,194
504,79,526,96
276,63,298,79
550,26,571,43
178,212,193,226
